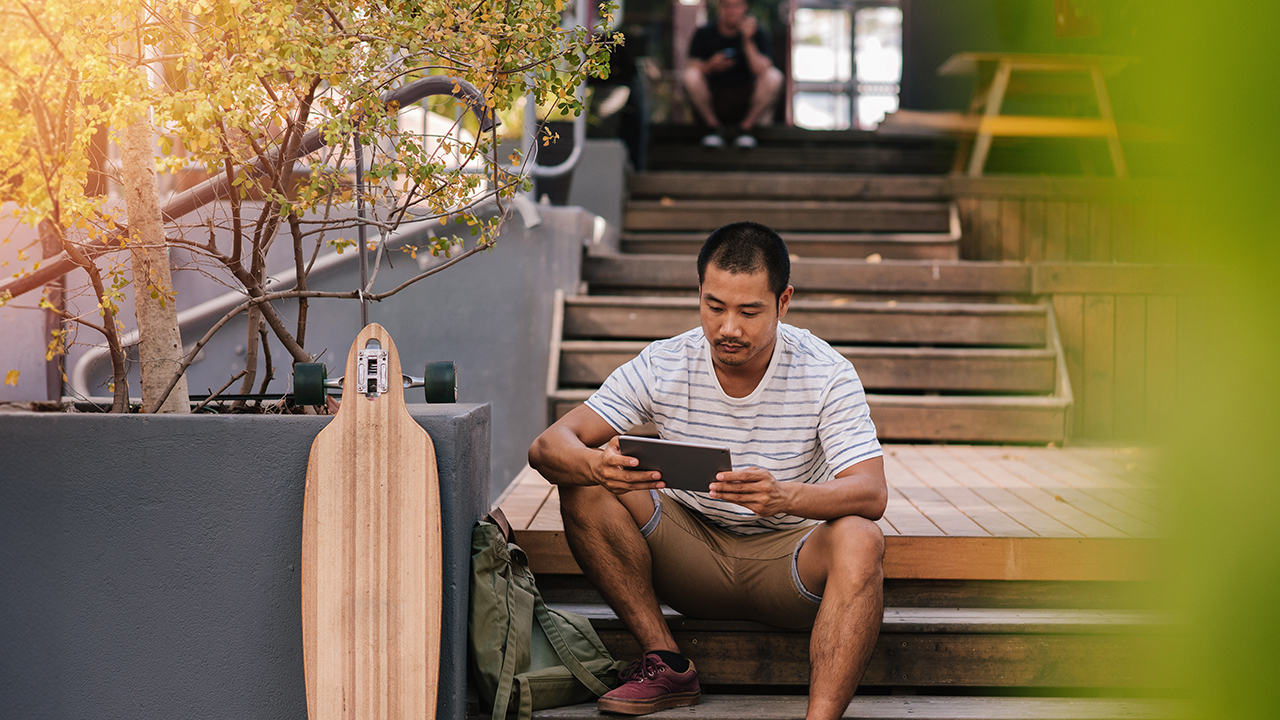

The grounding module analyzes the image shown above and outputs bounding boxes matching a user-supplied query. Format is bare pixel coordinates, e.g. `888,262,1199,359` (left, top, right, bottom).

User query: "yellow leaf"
4,369,18,387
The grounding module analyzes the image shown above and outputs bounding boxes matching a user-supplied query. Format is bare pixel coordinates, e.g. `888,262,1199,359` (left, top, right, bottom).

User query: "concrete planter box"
0,405,490,720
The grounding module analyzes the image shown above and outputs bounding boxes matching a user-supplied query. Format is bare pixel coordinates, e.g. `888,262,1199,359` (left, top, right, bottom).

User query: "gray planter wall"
0,405,490,720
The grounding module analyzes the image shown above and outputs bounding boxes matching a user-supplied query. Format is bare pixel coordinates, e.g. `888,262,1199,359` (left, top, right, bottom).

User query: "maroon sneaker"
596,652,701,715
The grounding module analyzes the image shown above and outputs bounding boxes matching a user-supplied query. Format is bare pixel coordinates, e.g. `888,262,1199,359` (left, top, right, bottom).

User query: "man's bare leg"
682,67,722,129
740,66,785,130
559,484,678,653
795,515,886,720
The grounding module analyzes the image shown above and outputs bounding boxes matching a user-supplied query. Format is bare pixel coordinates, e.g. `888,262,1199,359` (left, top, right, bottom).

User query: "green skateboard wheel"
423,361,457,403
293,362,328,406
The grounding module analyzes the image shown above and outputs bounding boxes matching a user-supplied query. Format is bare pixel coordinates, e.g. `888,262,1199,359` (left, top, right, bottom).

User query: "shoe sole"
597,690,701,715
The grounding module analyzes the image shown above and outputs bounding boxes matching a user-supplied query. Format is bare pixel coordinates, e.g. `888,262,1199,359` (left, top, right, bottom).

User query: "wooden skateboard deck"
302,324,442,720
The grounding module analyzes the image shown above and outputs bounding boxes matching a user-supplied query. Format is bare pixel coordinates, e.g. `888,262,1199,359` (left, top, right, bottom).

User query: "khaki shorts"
638,490,823,630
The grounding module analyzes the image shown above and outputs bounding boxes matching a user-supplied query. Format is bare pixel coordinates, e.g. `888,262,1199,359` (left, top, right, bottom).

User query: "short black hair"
697,222,790,299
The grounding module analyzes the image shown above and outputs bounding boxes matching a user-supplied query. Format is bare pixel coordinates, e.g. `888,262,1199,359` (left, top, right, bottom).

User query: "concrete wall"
0,404,490,720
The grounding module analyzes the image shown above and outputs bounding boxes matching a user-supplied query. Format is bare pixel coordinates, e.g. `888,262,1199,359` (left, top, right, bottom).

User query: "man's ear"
777,284,794,318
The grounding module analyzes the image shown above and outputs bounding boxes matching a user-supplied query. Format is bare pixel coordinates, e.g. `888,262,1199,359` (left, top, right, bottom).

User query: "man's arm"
528,404,668,494
738,16,774,77
708,456,888,521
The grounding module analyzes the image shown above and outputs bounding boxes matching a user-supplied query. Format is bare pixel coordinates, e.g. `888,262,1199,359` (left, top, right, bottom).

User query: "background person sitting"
683,0,784,148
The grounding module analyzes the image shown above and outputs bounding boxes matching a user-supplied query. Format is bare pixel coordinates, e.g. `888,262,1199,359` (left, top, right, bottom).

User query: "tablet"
617,435,732,492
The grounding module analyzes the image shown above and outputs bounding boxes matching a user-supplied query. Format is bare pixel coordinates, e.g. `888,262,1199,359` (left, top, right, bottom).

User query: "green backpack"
468,513,626,720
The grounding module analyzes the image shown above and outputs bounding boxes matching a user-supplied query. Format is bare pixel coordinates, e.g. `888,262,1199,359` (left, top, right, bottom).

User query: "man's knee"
759,66,784,94
559,484,656,531
826,515,886,569
682,66,709,93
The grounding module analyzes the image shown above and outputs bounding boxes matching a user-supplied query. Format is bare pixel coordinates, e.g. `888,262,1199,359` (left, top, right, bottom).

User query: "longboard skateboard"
302,324,442,720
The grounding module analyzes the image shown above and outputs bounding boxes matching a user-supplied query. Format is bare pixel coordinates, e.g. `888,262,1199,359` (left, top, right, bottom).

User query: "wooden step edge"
622,231,959,244
626,199,955,211
566,294,1049,316
529,695,1183,720
865,394,1071,410
516,533,1162,582
551,603,1172,636
559,341,1058,360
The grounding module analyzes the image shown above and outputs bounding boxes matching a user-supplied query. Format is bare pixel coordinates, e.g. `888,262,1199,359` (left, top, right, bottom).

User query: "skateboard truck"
293,360,458,406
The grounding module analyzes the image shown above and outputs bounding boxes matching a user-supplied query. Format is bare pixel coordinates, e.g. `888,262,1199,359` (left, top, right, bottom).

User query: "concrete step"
547,603,1172,690
621,231,959,261
532,695,1180,720
562,297,1050,348
645,127,956,174
625,199,953,234
559,340,1057,394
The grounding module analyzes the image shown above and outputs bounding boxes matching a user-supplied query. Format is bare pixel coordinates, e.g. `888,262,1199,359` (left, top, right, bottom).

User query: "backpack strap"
532,593,613,697
490,571,533,720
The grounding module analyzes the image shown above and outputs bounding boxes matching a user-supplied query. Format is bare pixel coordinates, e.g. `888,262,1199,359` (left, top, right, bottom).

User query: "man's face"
717,0,749,30
699,264,793,369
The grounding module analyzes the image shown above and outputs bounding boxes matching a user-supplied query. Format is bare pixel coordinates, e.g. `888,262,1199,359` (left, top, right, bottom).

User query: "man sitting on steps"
528,222,888,719
683,0,785,148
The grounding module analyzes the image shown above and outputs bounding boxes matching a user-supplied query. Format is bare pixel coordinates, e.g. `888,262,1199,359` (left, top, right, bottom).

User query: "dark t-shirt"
689,23,772,89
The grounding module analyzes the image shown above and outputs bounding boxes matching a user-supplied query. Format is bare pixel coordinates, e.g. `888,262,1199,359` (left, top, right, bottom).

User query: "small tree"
1,0,615,412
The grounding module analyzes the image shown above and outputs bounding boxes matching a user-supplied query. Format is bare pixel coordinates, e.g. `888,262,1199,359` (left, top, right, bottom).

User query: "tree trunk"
119,108,190,413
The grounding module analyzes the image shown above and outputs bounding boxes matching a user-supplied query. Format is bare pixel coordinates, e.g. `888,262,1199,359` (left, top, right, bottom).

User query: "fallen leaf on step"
830,297,849,305
1054,494,1067,503
865,253,883,263
1046,442,1057,449
789,253,801,261
659,196,675,206
886,300,898,307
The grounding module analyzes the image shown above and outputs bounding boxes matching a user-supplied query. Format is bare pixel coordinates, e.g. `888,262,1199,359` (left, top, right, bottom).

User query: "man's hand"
709,467,791,517
740,15,758,41
706,50,736,73
590,436,666,496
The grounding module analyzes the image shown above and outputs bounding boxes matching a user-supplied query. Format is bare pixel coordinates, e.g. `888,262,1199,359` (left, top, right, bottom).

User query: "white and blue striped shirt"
585,323,882,534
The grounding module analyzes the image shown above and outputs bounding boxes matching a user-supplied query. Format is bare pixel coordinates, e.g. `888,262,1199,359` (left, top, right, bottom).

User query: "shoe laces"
618,653,666,683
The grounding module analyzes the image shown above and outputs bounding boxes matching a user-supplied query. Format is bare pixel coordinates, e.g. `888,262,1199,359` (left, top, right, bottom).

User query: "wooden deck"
500,444,1162,582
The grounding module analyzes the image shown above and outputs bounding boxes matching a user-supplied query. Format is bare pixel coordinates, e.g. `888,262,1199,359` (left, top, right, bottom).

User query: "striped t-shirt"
585,323,882,534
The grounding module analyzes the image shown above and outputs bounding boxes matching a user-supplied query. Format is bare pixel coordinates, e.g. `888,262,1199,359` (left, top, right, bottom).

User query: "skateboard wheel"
294,362,328,406
423,361,457,403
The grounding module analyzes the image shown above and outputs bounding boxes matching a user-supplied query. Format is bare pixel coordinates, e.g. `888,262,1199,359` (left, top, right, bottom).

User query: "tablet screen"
617,435,733,493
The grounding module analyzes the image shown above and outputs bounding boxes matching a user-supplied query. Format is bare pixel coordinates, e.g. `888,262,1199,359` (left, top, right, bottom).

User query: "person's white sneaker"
701,133,725,148
734,133,757,148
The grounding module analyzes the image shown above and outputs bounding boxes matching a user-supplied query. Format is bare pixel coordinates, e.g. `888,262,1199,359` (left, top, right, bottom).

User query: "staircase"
515,130,1168,720
548,168,1073,444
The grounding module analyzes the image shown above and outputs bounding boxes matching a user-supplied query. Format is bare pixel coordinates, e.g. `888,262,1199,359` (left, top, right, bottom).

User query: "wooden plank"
869,400,1067,444
622,234,960,261
1000,199,1023,262
1030,263,1228,295
992,449,1162,528
1088,202,1111,262
564,298,1048,346
1038,448,1160,510
1113,296,1148,439
883,484,947,536
624,199,952,233
1110,202,1134,263
1144,296,1178,439
885,452,991,536
627,172,951,201
949,175,1169,200
957,197,981,260
1022,199,1046,262
534,695,1181,720
978,199,1002,261
910,446,1080,538
1081,295,1116,438
1052,295,1085,437
583,255,1035,295
1066,201,1092,262
1130,202,1157,263
521,529,1160,581
890,446,1033,537
972,448,1159,538
529,487,563,531
1154,202,1183,265
496,465,556,530
942,446,1121,538
1043,201,1067,261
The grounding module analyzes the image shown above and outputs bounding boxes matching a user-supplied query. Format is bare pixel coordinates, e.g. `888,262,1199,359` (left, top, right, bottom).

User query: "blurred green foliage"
1126,1,1280,715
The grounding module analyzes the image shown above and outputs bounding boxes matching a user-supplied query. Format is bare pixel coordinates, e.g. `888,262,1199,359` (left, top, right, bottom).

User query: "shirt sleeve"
584,346,655,434
817,362,883,475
